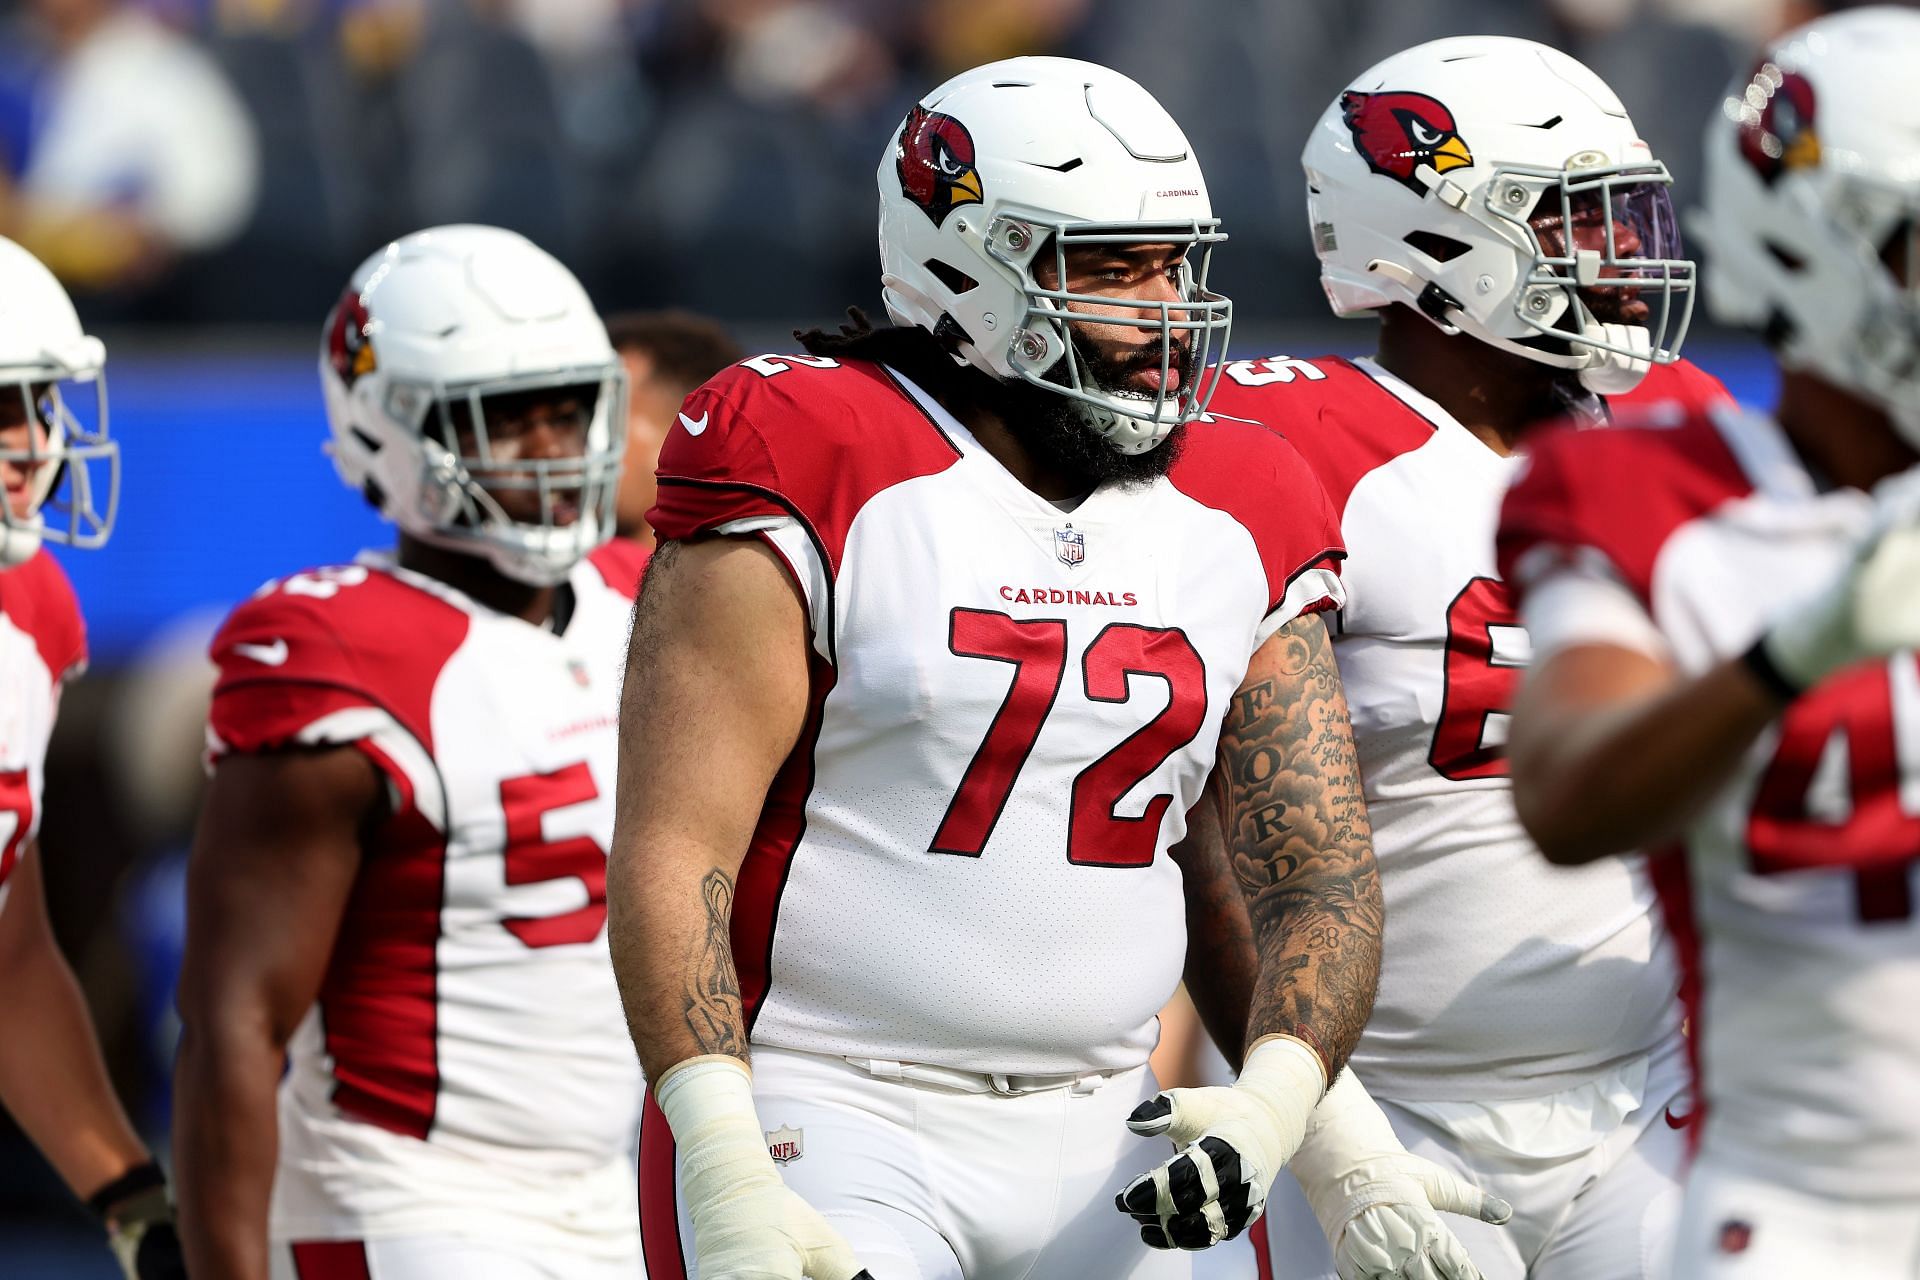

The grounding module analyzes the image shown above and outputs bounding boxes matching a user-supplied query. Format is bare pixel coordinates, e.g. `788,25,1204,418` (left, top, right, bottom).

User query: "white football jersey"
1208,355,1720,1100
0,551,84,918
206,543,648,1249
650,354,1346,1077
1501,402,1920,1199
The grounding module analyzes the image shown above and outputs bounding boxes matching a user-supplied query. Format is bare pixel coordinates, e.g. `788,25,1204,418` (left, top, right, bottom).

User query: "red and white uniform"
1210,356,1720,1280
206,544,648,1274
0,551,84,917
640,354,1344,1280
1500,401,1920,1274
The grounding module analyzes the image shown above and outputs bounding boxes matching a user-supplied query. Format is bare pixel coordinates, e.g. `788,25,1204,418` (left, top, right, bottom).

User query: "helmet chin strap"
1070,397,1164,456
1370,257,1661,398
1575,322,1654,396
0,516,44,568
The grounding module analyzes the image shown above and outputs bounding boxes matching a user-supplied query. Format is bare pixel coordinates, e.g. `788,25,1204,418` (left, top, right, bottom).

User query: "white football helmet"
878,56,1231,454
1304,36,1695,395
321,225,627,586
0,235,116,568
1697,7,1920,446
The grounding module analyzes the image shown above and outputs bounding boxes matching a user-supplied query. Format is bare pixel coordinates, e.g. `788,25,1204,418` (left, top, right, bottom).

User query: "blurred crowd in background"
0,0,1845,324
0,0,1872,1271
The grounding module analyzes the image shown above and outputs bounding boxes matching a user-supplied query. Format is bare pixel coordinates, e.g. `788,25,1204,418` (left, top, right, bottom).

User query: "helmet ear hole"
1765,241,1808,273
1764,308,1797,349
924,259,979,294
1402,230,1471,263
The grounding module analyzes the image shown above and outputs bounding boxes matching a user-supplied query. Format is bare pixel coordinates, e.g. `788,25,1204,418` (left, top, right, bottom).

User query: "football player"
1206,37,1723,1280
605,310,744,547
171,225,648,1280
0,234,184,1279
611,56,1504,1280
1498,9,1920,1276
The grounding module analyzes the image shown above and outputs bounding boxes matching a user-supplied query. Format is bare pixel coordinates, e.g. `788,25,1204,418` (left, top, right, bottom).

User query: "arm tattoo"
683,868,748,1058
1223,612,1382,1079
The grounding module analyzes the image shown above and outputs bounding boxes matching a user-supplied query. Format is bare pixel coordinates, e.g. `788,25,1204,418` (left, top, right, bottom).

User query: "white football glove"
1762,465,1920,692
1288,1070,1512,1280
655,1056,870,1280
1116,1036,1327,1249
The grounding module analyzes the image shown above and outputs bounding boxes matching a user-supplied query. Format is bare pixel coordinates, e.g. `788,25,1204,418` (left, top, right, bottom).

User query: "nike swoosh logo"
1665,1105,1695,1130
678,411,710,437
234,639,289,667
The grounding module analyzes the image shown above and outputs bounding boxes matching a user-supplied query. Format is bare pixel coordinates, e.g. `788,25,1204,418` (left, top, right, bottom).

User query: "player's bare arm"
174,746,379,1280
610,536,870,1279
1225,611,1382,1073
1118,611,1385,1248
0,840,161,1226
607,535,810,1079
1511,466,1920,867
1508,643,1781,865
1120,613,1504,1268
1167,773,1256,1070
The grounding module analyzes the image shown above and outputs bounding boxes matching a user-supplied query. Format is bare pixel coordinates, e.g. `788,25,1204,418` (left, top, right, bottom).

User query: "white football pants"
641,1044,1191,1280
272,1233,641,1280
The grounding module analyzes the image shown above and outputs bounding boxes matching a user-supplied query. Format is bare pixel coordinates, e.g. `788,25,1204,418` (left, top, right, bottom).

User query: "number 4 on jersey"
1748,653,1920,922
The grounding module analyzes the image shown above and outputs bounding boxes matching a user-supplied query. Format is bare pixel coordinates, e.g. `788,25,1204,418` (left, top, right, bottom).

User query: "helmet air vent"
925,259,979,294
1403,230,1472,263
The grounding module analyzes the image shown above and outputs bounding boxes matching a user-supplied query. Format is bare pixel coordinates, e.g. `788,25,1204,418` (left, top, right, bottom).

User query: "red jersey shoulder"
584,539,648,600
1497,407,1753,606
651,355,961,573
1610,359,1735,426
1207,355,1436,518
1170,413,1346,612
209,564,469,755
0,550,85,682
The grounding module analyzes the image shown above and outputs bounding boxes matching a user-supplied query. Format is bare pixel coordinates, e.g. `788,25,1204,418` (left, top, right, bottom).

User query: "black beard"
985,328,1192,490
796,312,1192,489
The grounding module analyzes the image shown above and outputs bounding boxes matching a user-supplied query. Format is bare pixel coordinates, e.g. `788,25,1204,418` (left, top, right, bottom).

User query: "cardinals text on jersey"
645,353,1346,1077
205,541,648,1248
0,551,84,916
1203,355,1724,1099
1499,399,1920,1200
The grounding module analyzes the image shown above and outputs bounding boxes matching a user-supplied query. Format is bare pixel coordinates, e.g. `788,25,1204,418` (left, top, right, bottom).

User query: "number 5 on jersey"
932,608,1208,868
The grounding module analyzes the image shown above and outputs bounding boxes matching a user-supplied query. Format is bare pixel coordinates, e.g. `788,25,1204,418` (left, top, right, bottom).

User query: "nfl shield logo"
1054,526,1086,568
568,659,591,688
766,1125,803,1164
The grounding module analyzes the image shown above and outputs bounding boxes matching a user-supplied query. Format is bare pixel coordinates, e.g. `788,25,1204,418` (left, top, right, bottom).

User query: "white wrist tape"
655,1055,778,1214
1231,1035,1330,1176
653,1055,866,1280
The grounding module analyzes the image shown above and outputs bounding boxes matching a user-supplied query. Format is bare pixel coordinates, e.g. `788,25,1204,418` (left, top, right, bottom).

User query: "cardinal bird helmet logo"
896,105,985,227
325,287,377,388
1735,64,1820,185
1341,90,1474,196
